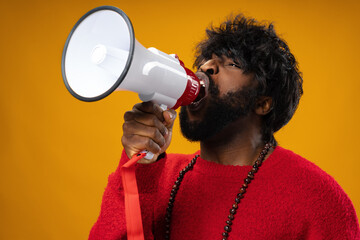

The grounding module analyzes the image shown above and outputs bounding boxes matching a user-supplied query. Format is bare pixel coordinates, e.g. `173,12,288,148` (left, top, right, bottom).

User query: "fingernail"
168,112,174,119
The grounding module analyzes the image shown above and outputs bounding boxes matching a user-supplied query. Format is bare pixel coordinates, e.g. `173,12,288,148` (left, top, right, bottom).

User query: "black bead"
237,193,244,199
255,160,262,166
162,145,271,239
226,220,233,225
224,225,232,232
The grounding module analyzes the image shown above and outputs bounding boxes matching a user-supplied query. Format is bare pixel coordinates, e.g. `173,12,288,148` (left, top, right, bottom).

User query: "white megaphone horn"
61,5,201,111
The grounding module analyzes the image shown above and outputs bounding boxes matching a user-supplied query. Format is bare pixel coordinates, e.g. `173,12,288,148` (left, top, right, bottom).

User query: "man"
89,14,360,239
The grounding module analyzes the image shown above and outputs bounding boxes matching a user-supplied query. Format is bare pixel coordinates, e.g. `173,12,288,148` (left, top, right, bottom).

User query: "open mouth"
194,79,206,102
190,72,209,109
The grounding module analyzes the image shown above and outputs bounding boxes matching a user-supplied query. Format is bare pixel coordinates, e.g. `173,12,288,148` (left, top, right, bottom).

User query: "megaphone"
61,5,202,110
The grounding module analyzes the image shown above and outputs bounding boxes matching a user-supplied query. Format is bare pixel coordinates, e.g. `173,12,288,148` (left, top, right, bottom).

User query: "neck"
200,115,271,166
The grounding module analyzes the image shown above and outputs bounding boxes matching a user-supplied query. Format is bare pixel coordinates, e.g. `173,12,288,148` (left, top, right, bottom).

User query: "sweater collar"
192,146,281,178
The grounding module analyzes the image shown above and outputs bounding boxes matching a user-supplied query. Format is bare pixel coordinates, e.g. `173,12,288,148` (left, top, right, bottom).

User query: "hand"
121,102,176,164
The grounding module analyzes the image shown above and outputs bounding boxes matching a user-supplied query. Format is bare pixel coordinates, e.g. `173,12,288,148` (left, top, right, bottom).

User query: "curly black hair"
194,14,303,144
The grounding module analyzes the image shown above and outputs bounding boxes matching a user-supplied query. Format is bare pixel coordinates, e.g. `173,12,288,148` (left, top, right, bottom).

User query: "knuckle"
162,126,168,135
121,135,129,146
145,138,153,149
122,121,131,131
153,129,165,146
159,136,166,147
146,138,160,152
140,102,153,112
151,128,160,138
124,111,134,120
133,102,143,109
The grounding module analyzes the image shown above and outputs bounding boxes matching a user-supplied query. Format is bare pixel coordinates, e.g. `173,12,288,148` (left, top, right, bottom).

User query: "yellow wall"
0,0,359,239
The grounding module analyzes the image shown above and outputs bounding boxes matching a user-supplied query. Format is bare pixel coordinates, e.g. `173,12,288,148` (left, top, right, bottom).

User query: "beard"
179,76,258,142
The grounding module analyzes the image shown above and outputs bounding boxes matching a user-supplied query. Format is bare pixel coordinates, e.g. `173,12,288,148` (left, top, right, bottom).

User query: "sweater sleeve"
305,173,360,240
88,150,165,240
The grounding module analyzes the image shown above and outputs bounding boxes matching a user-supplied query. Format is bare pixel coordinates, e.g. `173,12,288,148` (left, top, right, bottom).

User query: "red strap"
120,152,147,240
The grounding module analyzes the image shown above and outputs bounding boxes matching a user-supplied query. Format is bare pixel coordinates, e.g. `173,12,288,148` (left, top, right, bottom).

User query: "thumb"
163,109,177,129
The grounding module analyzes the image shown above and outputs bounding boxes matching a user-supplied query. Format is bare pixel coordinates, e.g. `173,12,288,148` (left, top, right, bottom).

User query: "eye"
228,63,242,69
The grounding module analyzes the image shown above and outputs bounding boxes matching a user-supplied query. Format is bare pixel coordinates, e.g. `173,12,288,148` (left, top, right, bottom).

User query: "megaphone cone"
61,5,201,109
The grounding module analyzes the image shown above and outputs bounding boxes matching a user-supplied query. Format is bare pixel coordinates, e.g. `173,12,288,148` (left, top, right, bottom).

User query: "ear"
255,96,273,116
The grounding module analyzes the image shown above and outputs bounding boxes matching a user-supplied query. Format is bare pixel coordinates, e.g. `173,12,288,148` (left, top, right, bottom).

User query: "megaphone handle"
141,104,168,160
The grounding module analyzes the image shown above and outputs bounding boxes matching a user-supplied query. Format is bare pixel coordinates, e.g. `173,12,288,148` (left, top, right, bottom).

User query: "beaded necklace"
164,143,273,239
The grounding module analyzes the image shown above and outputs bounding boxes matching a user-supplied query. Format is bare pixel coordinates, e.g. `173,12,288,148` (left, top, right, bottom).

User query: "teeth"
199,80,205,87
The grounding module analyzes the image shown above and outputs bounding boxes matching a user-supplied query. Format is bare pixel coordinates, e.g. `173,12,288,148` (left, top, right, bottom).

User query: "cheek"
217,82,242,96
217,74,254,95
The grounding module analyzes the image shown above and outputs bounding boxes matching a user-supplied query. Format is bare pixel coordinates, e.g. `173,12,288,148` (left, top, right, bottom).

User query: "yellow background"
1,0,359,239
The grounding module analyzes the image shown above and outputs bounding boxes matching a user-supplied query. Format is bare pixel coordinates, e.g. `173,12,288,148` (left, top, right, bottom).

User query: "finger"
163,109,177,129
124,110,136,121
122,120,166,147
131,111,168,136
122,134,161,158
124,108,168,137
133,102,165,122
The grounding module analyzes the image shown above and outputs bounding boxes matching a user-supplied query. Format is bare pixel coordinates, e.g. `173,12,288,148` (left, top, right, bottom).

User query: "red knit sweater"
89,146,360,240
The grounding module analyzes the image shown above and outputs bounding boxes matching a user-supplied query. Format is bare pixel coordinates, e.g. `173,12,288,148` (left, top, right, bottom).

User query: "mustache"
197,70,219,97
204,73,219,97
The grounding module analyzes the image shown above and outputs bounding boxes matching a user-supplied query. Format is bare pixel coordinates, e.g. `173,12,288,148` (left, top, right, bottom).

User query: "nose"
199,59,219,75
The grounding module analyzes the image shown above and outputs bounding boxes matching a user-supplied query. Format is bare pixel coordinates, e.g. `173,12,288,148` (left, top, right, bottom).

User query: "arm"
89,102,176,240
306,175,360,240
